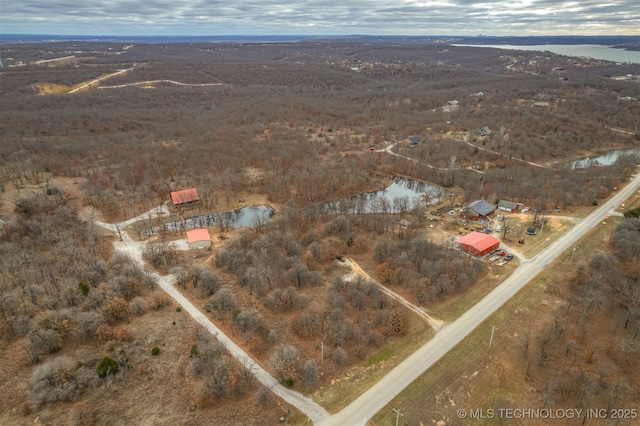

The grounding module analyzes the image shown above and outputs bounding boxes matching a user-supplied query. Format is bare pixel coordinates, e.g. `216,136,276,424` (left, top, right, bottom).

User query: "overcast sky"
1,0,638,36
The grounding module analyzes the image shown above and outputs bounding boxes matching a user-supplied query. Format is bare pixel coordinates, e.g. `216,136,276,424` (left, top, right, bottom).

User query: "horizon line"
1,33,639,38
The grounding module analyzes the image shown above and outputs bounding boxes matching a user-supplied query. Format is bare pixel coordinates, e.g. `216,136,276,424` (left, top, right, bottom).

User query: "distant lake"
323,177,444,215
570,148,640,169
452,44,640,64
164,205,275,231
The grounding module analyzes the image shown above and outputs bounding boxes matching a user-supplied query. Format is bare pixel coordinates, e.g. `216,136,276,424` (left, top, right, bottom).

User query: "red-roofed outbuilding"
457,231,500,257
170,188,199,206
186,228,211,249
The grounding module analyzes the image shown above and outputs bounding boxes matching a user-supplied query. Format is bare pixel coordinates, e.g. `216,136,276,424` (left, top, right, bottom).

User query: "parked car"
368,147,377,151
521,207,530,213
505,254,515,261
499,250,507,256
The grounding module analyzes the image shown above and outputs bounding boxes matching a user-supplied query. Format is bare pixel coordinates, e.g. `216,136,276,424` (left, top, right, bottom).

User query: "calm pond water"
570,148,640,169
323,177,444,214
165,205,275,231
452,44,640,64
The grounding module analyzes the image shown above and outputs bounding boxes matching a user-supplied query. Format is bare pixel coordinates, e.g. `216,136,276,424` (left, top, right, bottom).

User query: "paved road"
325,172,640,426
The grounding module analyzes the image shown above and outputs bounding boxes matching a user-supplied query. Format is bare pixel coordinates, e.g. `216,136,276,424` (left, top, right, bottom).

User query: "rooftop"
170,188,199,205
186,228,211,244
457,231,500,252
467,199,496,216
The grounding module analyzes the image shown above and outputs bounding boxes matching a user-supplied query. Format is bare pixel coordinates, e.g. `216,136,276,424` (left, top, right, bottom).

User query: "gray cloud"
1,0,638,35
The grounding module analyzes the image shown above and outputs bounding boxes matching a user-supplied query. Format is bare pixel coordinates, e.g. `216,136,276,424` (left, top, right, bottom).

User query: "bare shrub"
104,296,129,323
234,311,265,335
70,311,104,341
194,269,222,298
150,293,171,310
271,344,300,380
333,347,349,367
28,356,90,408
299,359,318,387
25,329,61,363
129,296,146,316
205,286,237,316
254,386,273,407
143,242,178,270
95,324,115,342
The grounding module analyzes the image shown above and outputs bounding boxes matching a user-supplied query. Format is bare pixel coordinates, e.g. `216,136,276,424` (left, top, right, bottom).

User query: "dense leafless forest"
524,219,640,413
1,40,639,424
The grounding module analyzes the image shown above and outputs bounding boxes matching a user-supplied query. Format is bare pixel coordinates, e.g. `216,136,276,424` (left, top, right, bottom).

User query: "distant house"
400,135,421,146
464,199,496,220
170,188,199,207
186,228,211,250
443,100,459,112
497,200,520,213
457,232,500,257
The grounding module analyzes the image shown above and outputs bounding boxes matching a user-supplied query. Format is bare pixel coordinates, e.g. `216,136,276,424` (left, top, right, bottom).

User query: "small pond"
570,148,640,169
165,205,275,231
323,177,445,214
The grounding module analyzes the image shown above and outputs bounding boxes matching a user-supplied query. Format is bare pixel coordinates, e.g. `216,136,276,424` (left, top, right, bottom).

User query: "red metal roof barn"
457,231,500,257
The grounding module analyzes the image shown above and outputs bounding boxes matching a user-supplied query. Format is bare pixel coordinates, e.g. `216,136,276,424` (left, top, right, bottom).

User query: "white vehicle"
521,207,530,213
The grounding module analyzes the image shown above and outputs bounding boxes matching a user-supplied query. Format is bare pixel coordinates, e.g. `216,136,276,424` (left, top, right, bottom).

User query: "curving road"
324,171,640,425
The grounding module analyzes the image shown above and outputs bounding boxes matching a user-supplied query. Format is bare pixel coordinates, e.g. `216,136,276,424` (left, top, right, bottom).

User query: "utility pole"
393,408,404,426
489,325,496,349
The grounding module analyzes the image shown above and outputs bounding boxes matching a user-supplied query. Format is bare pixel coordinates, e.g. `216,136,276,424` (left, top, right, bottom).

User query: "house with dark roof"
400,135,421,146
170,188,200,207
464,199,495,219
497,200,520,213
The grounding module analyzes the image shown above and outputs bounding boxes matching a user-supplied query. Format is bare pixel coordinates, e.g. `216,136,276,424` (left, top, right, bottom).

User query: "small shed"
457,232,500,257
186,228,211,250
497,200,519,213
170,188,200,207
